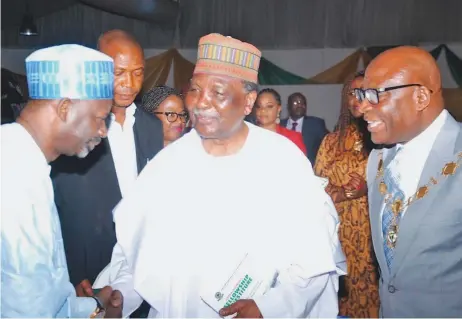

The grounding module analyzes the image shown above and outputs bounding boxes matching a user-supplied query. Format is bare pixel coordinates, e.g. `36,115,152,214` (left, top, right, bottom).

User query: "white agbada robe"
109,122,345,318
1,123,97,317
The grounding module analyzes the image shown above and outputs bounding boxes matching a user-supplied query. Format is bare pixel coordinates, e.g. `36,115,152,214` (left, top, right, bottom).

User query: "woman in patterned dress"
314,71,380,318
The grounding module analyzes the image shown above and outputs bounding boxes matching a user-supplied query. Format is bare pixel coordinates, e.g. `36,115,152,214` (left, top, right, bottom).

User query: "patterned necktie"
291,122,298,131
381,148,404,271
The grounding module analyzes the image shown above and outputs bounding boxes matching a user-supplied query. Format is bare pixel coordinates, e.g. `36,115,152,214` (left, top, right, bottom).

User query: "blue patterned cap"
25,44,114,100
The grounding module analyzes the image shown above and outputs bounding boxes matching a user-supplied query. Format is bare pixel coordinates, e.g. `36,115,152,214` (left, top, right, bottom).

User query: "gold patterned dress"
314,125,380,318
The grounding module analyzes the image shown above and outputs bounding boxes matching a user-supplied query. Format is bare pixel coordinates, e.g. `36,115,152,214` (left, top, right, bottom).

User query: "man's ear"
56,98,73,122
244,91,257,116
414,86,431,112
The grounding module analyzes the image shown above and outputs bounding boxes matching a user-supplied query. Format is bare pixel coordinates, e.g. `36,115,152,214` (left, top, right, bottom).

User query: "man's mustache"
87,136,102,146
192,108,220,119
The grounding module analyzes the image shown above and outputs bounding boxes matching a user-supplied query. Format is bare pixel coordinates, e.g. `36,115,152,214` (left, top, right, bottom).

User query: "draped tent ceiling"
2,0,462,49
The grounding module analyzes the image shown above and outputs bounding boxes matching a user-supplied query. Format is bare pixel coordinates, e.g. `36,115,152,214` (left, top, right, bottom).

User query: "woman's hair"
141,85,183,113
334,70,374,154
256,88,282,105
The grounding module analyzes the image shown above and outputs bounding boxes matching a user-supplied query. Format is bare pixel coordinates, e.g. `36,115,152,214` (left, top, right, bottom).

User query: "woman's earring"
275,113,281,124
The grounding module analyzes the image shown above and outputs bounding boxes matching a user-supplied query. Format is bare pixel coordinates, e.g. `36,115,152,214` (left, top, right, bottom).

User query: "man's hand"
75,279,93,297
96,286,123,318
219,300,263,318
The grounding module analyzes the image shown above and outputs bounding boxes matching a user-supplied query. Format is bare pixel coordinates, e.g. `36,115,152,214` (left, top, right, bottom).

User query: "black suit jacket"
51,107,164,286
280,116,328,164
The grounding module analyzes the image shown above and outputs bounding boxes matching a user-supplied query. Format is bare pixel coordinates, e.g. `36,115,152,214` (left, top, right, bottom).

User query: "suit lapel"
369,154,389,278
94,139,122,235
301,116,309,136
133,108,149,174
370,148,395,279
98,139,120,197
391,116,461,277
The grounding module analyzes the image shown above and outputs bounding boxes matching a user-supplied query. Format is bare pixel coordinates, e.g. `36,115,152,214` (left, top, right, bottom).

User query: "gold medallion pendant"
387,225,399,248
379,181,387,195
391,199,402,215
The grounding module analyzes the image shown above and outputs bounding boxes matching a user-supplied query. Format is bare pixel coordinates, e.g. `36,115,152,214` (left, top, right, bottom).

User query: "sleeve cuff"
72,297,97,318
253,274,331,318
111,282,142,318
253,288,289,318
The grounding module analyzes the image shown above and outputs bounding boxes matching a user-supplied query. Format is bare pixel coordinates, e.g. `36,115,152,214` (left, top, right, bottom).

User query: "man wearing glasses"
359,46,462,317
281,92,328,164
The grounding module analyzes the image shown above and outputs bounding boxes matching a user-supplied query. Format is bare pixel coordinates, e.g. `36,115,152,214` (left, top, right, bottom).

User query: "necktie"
291,122,298,131
381,148,404,271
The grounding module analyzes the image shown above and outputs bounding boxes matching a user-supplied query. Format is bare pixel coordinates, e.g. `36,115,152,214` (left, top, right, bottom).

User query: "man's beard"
76,137,101,158
76,147,90,158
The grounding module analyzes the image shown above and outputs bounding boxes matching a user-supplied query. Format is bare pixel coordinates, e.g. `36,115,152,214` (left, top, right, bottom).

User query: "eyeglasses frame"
153,111,189,123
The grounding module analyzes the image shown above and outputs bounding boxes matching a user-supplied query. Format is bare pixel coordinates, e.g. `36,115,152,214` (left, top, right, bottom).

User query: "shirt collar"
288,117,304,125
110,103,137,121
397,109,448,151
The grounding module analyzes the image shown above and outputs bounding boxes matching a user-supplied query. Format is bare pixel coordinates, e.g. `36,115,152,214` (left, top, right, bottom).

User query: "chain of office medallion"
376,151,462,216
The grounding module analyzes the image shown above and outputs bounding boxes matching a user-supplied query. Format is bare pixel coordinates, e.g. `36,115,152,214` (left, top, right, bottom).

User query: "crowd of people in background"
2,29,461,318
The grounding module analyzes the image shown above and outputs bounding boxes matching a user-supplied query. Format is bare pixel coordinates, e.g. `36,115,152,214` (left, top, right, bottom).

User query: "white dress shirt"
108,103,139,198
109,123,344,318
1,123,96,317
381,109,448,220
286,117,304,133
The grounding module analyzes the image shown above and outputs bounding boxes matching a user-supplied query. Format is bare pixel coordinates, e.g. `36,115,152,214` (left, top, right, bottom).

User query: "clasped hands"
343,172,367,200
76,279,123,318
77,280,263,318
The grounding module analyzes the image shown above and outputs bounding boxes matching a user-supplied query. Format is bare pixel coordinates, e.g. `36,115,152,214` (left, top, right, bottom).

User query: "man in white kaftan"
1,44,122,318
107,33,345,318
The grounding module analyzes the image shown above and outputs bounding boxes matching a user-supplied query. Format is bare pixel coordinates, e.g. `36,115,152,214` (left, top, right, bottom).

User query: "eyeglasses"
154,111,189,123
354,84,431,105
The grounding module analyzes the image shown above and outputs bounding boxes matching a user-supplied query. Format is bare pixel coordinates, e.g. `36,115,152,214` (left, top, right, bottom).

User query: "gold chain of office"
376,151,462,248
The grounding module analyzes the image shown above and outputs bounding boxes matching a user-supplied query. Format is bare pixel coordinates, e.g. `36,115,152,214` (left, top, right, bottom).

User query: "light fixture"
19,14,38,36
19,0,38,36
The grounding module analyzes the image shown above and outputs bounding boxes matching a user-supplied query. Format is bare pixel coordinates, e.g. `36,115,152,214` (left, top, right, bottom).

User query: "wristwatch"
90,296,106,318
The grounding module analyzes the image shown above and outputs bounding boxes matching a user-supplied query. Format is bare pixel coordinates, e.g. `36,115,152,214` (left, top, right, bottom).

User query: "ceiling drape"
3,0,462,49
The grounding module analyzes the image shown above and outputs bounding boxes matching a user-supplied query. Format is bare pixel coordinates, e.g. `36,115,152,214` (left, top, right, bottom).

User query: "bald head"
359,46,445,145
368,46,441,94
98,30,145,108
98,30,143,56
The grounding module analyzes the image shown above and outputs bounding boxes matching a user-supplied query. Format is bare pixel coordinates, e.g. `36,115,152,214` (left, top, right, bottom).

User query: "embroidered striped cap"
194,33,261,84
25,44,114,100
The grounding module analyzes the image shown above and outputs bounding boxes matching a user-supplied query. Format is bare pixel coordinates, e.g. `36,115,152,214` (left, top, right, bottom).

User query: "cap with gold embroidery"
25,44,114,100
194,33,261,84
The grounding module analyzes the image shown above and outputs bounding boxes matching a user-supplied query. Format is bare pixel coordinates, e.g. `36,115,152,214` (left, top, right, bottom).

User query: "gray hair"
242,81,258,94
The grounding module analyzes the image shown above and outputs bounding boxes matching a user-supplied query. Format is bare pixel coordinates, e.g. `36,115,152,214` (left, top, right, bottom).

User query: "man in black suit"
280,92,328,164
51,30,163,302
